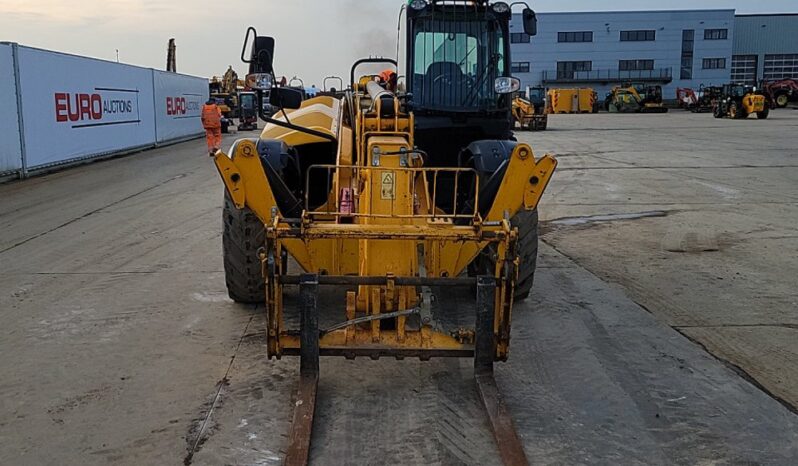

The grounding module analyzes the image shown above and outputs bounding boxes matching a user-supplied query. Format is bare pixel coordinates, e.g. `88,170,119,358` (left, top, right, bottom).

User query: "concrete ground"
0,112,796,465
524,110,798,412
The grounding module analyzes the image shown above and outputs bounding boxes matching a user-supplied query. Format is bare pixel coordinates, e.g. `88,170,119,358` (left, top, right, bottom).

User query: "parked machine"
676,87,696,109
212,2,556,464
605,84,668,113
713,83,769,119
512,86,547,130
676,85,721,113
209,66,244,133
237,91,258,131
762,79,798,108
319,76,346,98
547,88,598,113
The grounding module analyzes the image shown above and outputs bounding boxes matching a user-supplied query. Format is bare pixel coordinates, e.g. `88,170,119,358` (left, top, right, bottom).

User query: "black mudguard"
460,140,518,218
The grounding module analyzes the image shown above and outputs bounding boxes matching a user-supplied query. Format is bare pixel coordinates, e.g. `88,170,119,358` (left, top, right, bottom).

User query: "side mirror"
270,87,303,110
242,27,275,74
495,77,521,94
522,9,537,36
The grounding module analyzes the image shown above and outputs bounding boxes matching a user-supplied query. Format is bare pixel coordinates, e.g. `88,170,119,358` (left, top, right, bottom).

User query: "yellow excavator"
209,66,246,132
213,2,555,465
512,87,547,130
605,84,668,113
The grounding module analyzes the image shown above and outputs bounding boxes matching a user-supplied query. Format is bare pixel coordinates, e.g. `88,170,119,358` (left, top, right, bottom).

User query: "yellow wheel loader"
213,2,555,464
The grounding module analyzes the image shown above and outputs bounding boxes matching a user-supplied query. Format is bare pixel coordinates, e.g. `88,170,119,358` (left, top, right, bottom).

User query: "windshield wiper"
462,53,500,107
458,45,476,67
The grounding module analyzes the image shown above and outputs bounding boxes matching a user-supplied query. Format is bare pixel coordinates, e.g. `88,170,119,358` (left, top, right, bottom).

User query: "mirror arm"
241,27,256,63
279,108,292,125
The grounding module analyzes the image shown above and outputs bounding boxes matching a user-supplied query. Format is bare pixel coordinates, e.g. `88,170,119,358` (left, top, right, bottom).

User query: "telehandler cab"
212,2,555,464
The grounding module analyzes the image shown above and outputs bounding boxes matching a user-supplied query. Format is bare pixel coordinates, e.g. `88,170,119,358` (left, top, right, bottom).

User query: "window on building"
620,30,656,41
511,62,530,73
510,33,530,44
556,60,592,79
557,31,593,43
764,54,798,80
619,59,654,71
681,30,694,80
731,55,758,84
704,29,728,40
702,58,727,70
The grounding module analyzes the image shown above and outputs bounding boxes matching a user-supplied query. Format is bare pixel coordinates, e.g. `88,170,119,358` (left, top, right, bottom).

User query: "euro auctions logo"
166,97,186,115
166,95,201,118
54,88,140,128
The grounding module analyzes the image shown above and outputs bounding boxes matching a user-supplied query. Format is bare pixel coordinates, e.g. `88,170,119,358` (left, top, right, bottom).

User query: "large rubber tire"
757,108,770,119
471,209,539,301
775,93,789,108
222,192,265,303
512,209,540,300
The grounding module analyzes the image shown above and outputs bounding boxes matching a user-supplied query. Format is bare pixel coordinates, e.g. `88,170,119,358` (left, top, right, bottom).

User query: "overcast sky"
1,0,794,85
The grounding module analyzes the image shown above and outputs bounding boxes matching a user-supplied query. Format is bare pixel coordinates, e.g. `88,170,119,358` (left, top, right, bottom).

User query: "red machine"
676,86,719,113
763,79,798,108
676,88,698,109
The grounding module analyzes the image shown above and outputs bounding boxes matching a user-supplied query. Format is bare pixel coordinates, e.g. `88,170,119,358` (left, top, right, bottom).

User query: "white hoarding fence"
16,46,157,169
152,70,208,143
0,44,209,178
0,43,23,176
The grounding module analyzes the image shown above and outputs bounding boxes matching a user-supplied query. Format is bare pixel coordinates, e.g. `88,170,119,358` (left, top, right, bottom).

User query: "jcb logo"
167,96,187,115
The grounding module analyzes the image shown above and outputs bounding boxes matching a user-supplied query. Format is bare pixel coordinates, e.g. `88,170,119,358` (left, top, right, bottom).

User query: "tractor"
713,84,769,119
212,2,555,464
762,79,798,109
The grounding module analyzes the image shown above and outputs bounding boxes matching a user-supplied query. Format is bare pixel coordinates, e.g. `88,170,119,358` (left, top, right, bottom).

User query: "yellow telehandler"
512,87,547,130
713,83,769,119
213,2,555,464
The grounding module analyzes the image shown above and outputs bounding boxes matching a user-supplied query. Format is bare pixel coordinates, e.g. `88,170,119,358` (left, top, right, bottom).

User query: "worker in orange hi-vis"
378,69,397,92
201,98,223,156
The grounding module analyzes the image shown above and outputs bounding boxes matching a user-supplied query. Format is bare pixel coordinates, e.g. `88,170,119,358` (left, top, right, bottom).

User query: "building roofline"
735,13,798,17
514,9,735,15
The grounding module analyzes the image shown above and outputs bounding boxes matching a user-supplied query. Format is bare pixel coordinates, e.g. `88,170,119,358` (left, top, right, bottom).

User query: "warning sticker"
380,171,395,200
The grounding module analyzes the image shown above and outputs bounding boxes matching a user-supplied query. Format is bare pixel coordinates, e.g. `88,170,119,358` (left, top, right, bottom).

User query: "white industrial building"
509,9,798,100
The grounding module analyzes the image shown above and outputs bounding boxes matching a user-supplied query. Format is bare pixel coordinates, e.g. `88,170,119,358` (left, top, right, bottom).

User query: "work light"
491,2,510,14
409,0,428,11
495,77,520,94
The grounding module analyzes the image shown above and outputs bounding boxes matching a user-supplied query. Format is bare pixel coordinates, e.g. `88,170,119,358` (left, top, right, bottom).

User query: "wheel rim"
777,95,788,107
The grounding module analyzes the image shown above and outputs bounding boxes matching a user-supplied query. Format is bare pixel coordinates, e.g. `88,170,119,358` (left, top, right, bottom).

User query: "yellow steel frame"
743,94,766,113
213,86,557,361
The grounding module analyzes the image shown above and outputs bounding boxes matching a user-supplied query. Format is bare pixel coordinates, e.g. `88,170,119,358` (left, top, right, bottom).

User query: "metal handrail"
541,68,673,83
304,164,480,220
